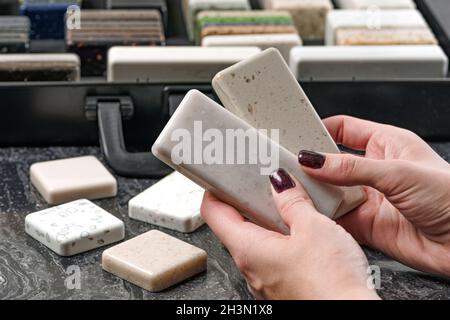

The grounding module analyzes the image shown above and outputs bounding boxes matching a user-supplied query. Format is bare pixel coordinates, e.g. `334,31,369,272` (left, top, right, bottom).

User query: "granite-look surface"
0,145,450,300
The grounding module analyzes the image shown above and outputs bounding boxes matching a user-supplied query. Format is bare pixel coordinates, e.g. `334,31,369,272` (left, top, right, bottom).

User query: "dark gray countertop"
1,144,450,300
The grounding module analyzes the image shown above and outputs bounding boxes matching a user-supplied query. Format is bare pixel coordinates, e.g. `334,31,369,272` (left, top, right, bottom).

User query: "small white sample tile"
102,230,207,292
107,46,261,83
213,48,366,218
202,33,302,62
326,10,437,46
152,90,344,234
25,199,125,256
30,156,117,205
129,172,205,233
336,0,415,9
289,45,448,80
263,0,333,41
183,0,251,40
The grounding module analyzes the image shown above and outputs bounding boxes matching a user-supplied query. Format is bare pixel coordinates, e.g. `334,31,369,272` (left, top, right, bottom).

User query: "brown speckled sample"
335,27,437,45
102,230,207,292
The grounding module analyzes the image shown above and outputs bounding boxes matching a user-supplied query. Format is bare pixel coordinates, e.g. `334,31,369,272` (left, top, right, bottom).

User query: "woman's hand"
299,116,450,277
201,171,380,300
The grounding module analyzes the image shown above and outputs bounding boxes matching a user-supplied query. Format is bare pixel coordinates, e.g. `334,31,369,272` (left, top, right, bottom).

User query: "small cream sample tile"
30,156,117,205
129,172,205,233
25,199,125,256
213,48,366,218
102,230,207,292
336,0,416,9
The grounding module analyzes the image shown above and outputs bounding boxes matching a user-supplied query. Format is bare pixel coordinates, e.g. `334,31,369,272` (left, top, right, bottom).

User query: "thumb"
269,168,329,234
298,150,409,196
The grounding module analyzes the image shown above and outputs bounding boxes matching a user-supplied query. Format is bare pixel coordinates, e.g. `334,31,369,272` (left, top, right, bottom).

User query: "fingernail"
270,168,296,194
298,150,326,169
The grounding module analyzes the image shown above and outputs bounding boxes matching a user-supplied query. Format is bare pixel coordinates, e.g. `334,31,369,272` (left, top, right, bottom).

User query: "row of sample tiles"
1,44,447,82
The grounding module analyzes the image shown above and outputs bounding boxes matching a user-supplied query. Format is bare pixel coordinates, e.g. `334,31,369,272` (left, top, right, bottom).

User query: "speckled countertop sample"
1,145,450,300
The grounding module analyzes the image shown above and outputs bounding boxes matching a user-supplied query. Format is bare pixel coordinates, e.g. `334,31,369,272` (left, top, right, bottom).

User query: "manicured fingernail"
270,168,296,194
298,150,326,169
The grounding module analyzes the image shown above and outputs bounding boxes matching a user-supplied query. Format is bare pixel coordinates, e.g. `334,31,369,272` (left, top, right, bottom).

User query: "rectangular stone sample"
290,45,448,80
152,89,344,234
66,9,165,77
107,46,261,82
129,172,205,233
0,16,30,53
326,9,437,45
213,48,366,219
263,0,333,41
30,155,117,205
0,53,80,81
106,0,168,28
202,33,302,62
336,0,416,9
183,0,251,40
195,10,298,44
102,230,207,292
25,199,125,256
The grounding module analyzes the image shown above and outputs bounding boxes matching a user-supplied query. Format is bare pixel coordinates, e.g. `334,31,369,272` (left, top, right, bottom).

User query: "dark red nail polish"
270,168,296,194
298,150,326,169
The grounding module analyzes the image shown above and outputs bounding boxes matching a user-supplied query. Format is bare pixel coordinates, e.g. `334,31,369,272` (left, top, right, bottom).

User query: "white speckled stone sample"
326,10,437,45
152,90,344,234
30,155,117,205
290,45,448,80
213,48,366,218
336,0,416,9
102,230,207,292
202,33,302,62
107,46,261,83
263,0,333,41
183,0,251,40
129,172,205,233
25,199,125,256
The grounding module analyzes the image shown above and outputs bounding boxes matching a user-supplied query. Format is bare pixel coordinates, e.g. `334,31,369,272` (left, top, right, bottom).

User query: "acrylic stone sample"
66,10,165,77
152,90,344,234
129,172,205,233
106,0,168,27
20,0,81,39
195,10,298,44
25,199,125,256
213,48,366,219
336,0,416,9
102,230,207,292
107,46,261,82
0,53,80,81
263,0,333,41
202,33,302,62
326,10,437,46
290,45,448,80
0,16,30,53
184,0,251,40
30,156,117,205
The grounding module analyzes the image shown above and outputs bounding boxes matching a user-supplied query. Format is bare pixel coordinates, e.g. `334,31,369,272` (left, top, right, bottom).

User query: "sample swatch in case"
129,172,205,233
66,10,165,77
336,0,416,9
30,155,117,205
107,46,261,82
263,0,333,41
326,10,437,45
202,33,302,62
184,0,250,40
213,48,366,219
25,199,125,256
195,10,298,44
152,90,344,234
0,16,30,53
20,0,81,39
102,230,207,292
107,0,168,27
0,53,80,81
290,45,448,80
